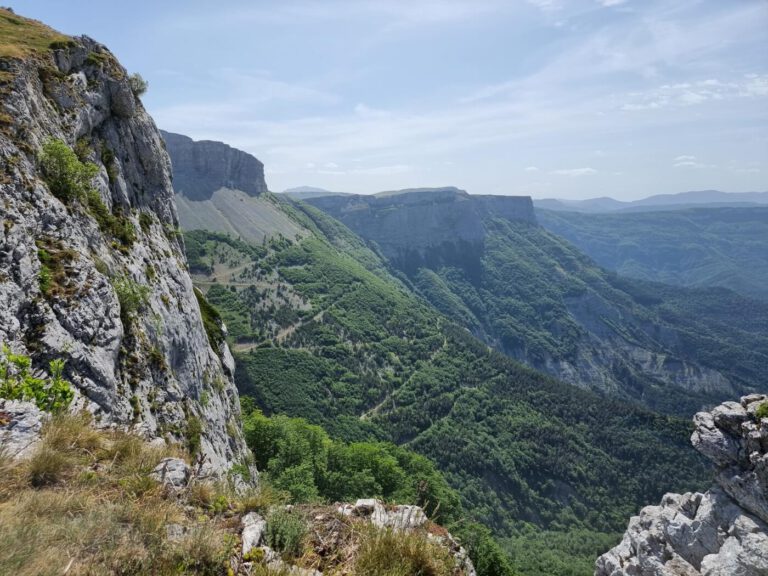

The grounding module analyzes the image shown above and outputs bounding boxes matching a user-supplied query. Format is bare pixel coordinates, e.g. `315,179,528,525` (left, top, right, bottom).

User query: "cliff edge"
596,394,768,576
0,9,246,472
161,130,268,200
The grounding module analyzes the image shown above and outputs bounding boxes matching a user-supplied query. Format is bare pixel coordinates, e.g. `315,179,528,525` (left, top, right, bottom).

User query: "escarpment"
160,130,268,200
596,394,768,576
0,10,246,472
306,187,536,276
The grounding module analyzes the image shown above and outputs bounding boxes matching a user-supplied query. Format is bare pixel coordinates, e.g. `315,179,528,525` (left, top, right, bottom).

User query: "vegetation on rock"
0,346,73,412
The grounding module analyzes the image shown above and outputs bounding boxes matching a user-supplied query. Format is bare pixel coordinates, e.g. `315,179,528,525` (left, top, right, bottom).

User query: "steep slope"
596,394,768,576
178,199,709,575
537,207,768,301
306,190,768,415
0,10,245,471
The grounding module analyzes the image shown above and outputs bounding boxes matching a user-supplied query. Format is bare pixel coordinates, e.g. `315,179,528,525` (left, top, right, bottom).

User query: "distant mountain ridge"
164,132,304,244
306,188,768,413
307,187,536,276
535,190,768,213
537,206,768,301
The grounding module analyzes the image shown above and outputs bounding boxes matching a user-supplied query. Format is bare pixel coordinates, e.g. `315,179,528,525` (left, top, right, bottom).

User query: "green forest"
537,207,768,301
185,201,711,576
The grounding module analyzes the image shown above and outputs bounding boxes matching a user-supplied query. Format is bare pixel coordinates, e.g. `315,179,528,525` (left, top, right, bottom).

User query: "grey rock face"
150,457,192,488
161,130,268,200
596,394,768,576
0,400,46,459
0,35,246,473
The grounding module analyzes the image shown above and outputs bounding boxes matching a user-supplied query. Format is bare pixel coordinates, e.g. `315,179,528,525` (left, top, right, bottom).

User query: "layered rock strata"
596,394,768,576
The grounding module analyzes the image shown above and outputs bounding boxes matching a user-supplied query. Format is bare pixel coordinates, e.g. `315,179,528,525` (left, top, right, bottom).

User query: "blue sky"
12,0,768,199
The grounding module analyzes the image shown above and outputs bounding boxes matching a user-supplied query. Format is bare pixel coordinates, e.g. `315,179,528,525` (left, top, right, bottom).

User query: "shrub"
128,73,148,96
265,508,307,559
0,347,74,412
39,138,98,204
186,416,203,457
756,401,768,421
84,190,136,249
112,277,150,325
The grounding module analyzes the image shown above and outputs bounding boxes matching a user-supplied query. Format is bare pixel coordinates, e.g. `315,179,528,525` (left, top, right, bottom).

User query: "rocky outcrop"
239,500,476,576
595,394,768,576
0,399,46,458
0,11,246,473
161,130,268,200
306,188,536,277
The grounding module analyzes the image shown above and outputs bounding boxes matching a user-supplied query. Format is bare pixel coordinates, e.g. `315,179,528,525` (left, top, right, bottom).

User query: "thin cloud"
552,167,598,176
621,75,768,111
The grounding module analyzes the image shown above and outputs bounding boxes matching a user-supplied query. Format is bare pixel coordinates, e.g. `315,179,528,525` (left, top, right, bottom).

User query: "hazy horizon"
12,0,768,200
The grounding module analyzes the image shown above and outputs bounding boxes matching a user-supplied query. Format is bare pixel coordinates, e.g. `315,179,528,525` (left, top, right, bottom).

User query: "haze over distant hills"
535,190,768,213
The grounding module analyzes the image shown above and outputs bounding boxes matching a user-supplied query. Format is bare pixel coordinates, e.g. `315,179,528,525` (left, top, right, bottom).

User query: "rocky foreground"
596,394,768,576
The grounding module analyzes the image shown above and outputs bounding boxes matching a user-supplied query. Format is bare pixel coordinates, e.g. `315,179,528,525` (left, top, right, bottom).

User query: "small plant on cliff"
39,138,99,204
128,72,148,96
756,401,768,421
265,508,307,559
0,346,74,412
112,277,150,326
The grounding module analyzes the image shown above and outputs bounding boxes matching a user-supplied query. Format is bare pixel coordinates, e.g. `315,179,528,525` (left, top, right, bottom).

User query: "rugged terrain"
307,189,768,415
160,135,713,575
596,395,768,576
0,9,245,471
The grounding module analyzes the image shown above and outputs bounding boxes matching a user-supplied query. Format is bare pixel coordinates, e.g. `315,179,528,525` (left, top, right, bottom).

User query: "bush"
85,190,136,249
265,508,307,559
112,277,150,325
186,416,203,457
39,138,98,204
128,73,148,96
194,288,225,353
756,401,768,421
0,346,74,412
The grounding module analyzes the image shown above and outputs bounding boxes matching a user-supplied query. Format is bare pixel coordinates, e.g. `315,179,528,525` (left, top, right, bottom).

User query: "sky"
11,0,768,199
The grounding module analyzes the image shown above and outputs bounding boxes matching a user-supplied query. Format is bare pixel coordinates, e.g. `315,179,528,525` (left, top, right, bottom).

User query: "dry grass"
354,526,456,576
0,413,465,575
0,8,70,59
0,412,237,576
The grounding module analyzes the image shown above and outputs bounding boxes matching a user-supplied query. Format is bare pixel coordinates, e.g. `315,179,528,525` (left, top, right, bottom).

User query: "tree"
128,73,148,96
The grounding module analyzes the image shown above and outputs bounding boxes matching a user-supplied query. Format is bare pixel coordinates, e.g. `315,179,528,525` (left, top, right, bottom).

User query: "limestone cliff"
161,130,268,200
307,187,536,276
596,394,768,576
162,132,305,244
0,10,246,472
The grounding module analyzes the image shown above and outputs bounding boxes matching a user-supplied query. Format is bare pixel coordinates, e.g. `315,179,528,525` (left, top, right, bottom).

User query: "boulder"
149,457,191,488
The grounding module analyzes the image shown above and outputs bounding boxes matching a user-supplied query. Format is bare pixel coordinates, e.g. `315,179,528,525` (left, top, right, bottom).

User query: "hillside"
180,198,709,576
537,207,768,301
306,190,768,415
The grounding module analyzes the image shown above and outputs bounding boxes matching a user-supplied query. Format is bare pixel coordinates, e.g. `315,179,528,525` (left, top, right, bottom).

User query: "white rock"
241,512,266,555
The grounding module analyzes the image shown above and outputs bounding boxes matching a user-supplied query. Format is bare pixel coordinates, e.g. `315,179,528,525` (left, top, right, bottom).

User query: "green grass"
0,8,70,59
